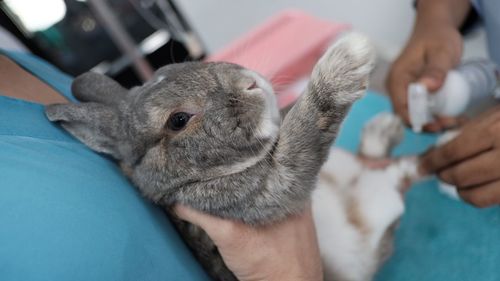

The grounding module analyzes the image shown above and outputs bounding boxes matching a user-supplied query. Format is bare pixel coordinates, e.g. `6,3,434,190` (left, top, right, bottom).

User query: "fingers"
173,204,236,241
423,108,500,208
386,51,454,126
387,29,461,130
173,204,210,225
458,181,500,208
422,116,468,133
420,128,493,174
435,116,465,128
423,122,444,133
419,48,456,92
439,150,500,188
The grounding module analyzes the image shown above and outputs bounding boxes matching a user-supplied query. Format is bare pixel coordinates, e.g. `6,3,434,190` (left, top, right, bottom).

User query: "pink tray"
206,10,350,108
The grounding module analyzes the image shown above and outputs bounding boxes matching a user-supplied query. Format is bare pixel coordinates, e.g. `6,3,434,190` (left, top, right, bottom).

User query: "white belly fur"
312,148,411,281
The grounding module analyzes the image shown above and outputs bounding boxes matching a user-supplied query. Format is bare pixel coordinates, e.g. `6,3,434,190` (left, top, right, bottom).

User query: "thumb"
173,204,217,228
173,204,234,240
419,49,456,92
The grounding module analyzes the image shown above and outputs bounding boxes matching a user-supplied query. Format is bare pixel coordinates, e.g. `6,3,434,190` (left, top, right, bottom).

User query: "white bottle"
408,60,500,132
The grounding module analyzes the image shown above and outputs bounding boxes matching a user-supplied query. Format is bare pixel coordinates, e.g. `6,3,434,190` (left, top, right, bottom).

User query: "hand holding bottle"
386,0,470,132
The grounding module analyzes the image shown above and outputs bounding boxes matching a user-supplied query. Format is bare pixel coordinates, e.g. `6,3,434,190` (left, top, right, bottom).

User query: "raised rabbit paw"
360,112,404,159
311,32,376,107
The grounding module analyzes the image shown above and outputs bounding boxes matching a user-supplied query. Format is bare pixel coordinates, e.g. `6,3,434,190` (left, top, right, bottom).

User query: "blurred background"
0,0,205,87
183,0,489,93
0,0,489,92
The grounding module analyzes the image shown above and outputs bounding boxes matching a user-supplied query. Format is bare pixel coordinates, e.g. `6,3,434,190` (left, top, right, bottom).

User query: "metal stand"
87,0,154,82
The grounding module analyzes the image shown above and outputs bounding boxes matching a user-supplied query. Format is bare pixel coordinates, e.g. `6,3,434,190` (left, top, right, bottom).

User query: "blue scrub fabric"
0,51,210,281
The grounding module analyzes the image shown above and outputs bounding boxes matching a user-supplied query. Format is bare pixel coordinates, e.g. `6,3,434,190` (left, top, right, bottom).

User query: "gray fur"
46,33,375,280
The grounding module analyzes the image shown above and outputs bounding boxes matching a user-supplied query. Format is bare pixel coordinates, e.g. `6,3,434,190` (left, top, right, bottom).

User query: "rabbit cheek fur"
46,33,376,281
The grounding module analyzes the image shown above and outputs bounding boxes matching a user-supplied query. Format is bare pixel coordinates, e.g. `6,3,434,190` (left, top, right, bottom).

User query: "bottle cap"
408,83,432,133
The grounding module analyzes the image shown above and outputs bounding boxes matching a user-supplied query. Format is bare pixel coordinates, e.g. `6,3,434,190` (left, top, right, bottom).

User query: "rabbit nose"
247,80,259,91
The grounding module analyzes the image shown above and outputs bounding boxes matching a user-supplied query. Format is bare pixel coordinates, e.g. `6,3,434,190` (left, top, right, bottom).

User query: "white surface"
432,70,471,116
4,0,66,32
176,0,488,61
0,26,29,52
0,1,488,67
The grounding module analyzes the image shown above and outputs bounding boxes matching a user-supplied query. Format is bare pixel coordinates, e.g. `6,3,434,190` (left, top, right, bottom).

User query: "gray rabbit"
46,33,377,280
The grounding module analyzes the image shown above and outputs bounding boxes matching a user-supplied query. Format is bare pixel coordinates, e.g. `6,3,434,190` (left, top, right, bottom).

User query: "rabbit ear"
45,102,124,158
71,72,128,105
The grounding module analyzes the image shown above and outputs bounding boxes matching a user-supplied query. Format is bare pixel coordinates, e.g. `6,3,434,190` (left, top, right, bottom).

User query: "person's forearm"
415,0,471,29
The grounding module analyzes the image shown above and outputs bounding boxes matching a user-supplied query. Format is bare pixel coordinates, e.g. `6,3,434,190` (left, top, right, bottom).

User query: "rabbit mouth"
242,70,280,139
255,90,280,139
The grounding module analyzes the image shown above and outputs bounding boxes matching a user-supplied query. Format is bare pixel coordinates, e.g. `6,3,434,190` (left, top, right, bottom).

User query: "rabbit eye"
167,112,192,131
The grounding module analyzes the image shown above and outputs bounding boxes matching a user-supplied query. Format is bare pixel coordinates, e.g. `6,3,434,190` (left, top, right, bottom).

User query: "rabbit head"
46,62,281,203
